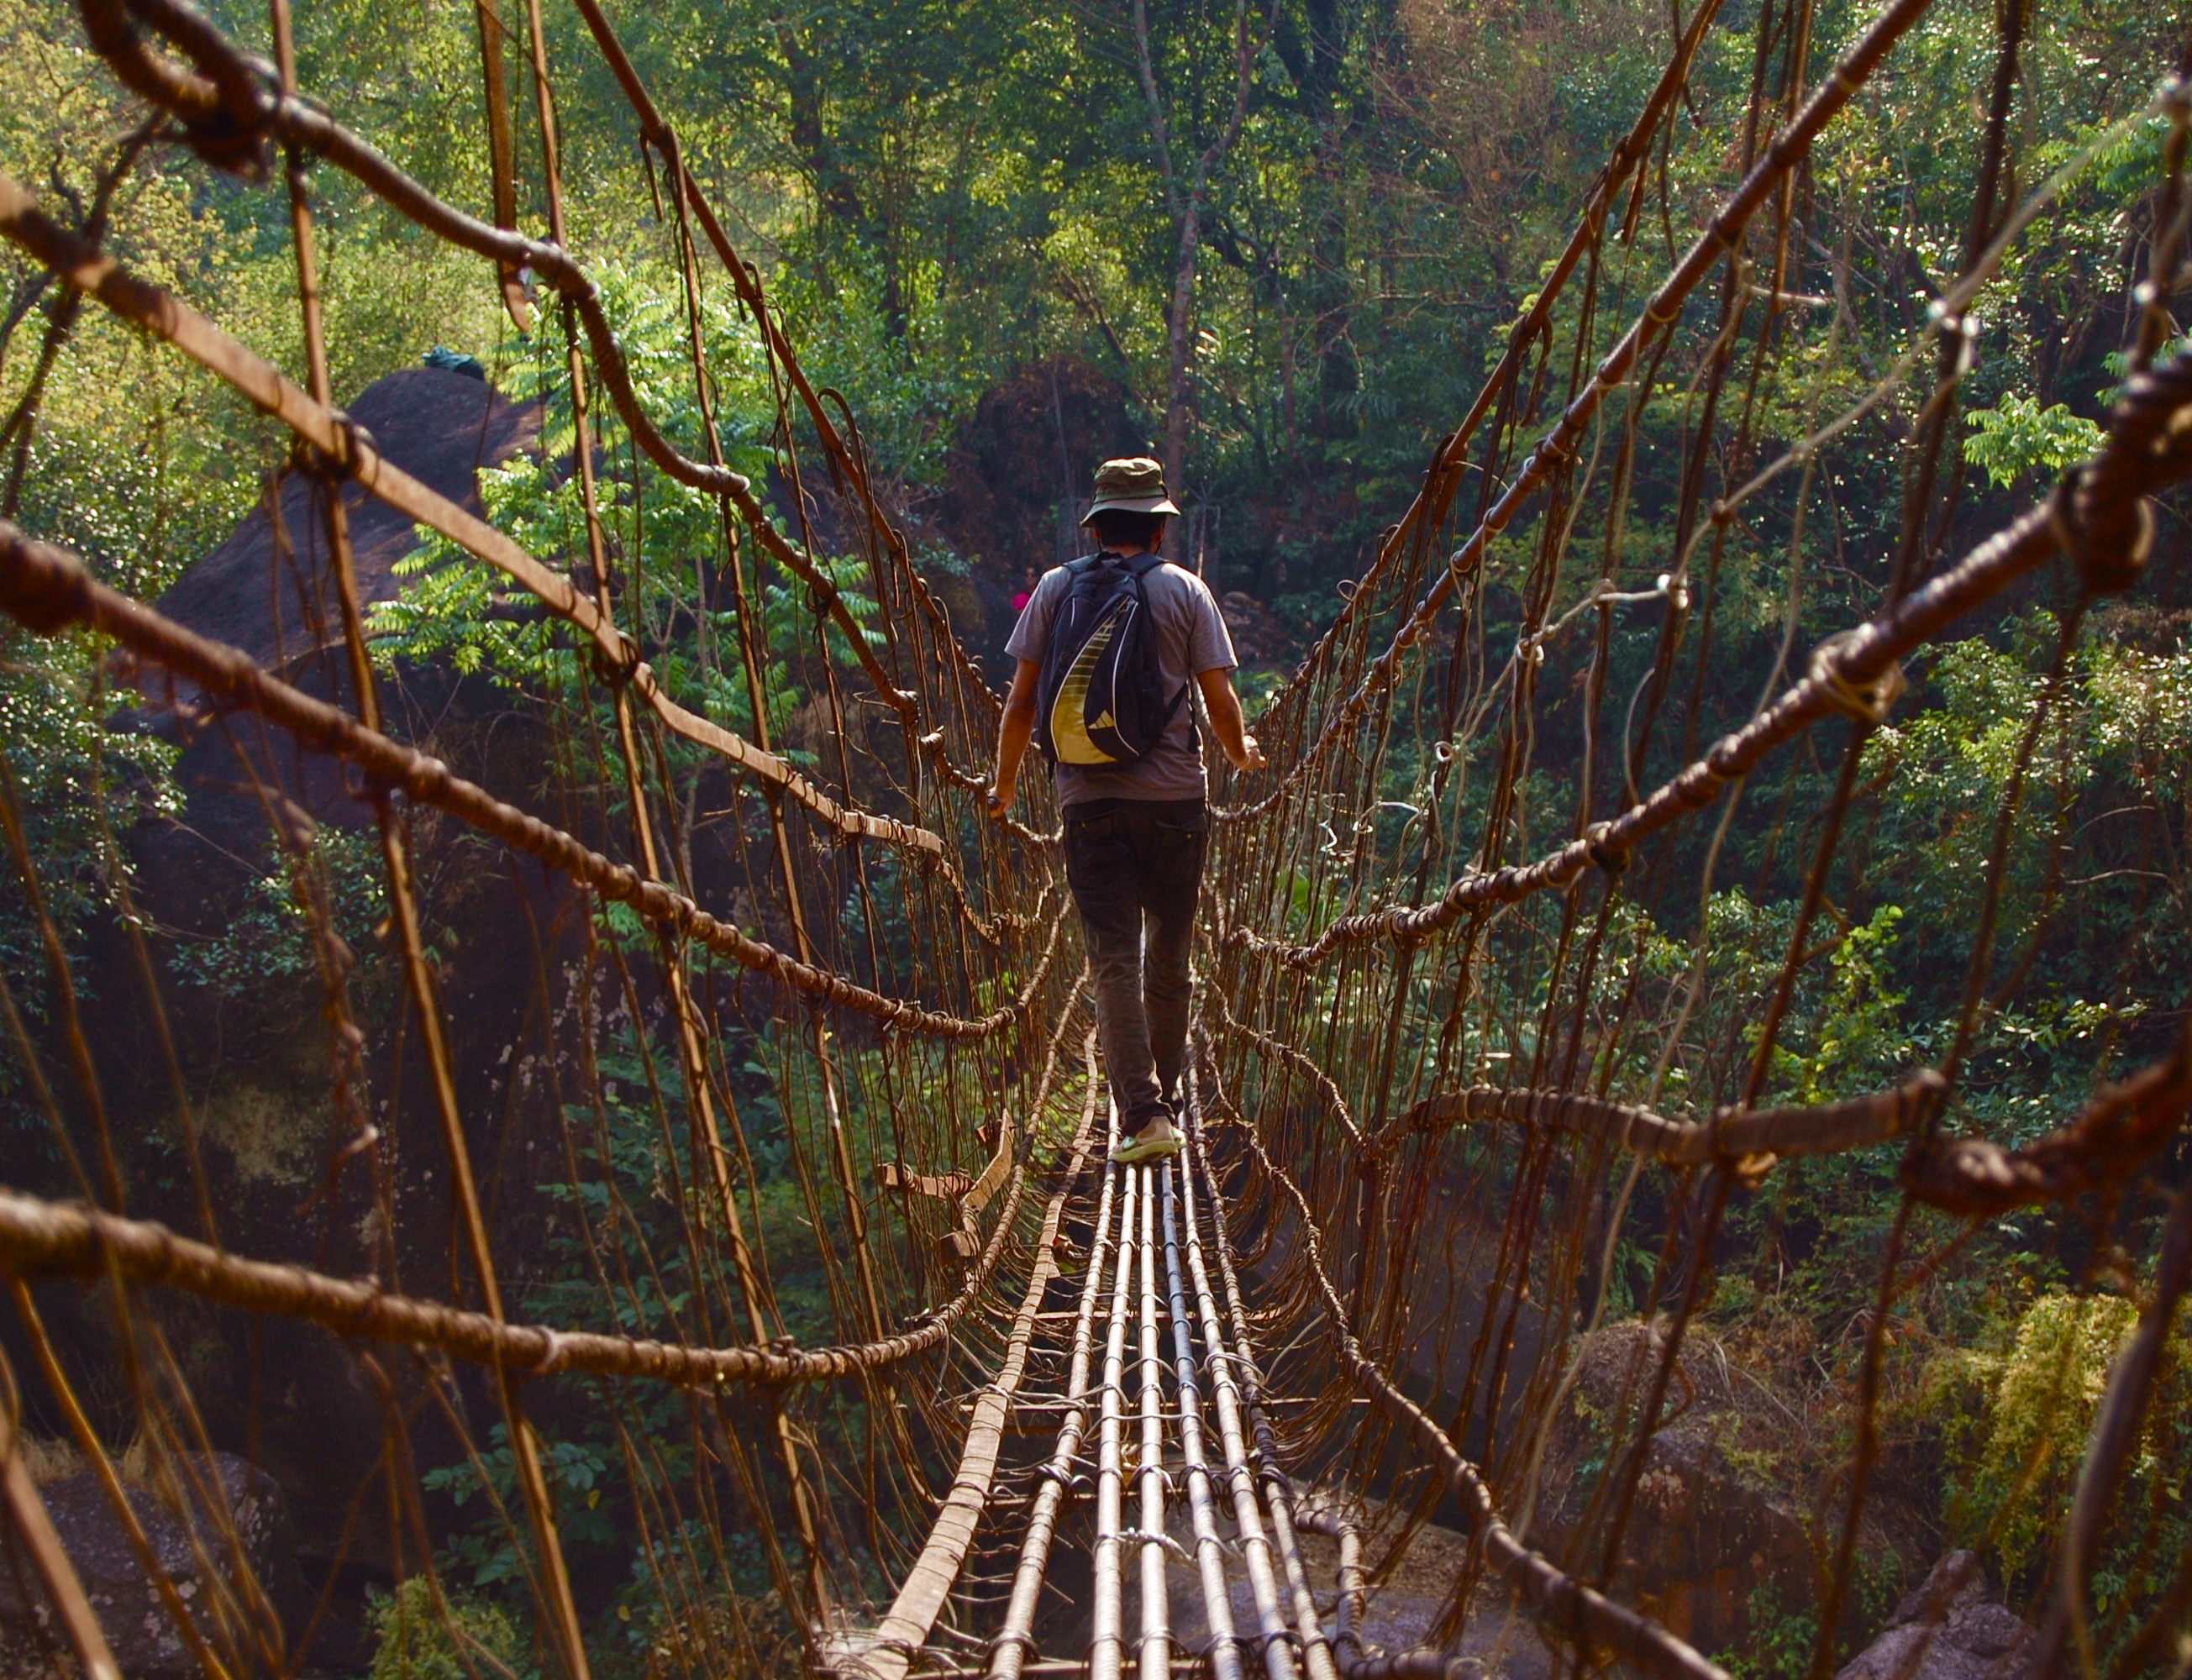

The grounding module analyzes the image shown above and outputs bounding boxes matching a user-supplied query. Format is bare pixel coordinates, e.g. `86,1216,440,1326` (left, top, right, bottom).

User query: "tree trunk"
781,19,901,328
1135,0,1268,496
1309,176,1356,439
1164,200,1203,493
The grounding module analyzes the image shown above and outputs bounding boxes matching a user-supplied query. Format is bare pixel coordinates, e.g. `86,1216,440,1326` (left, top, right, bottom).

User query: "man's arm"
988,658,1042,816
1196,667,1266,772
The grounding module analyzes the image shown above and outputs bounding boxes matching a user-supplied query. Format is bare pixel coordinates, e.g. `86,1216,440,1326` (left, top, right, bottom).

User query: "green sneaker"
1108,1116,1184,1166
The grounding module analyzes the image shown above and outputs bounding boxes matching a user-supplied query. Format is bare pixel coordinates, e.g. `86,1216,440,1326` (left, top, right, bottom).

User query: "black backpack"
1033,552,1190,767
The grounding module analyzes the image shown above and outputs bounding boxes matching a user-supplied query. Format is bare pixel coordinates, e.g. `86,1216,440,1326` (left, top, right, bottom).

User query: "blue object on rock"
423,344,486,381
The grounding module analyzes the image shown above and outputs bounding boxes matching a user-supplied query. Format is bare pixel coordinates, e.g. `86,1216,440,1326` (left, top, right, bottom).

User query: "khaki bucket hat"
1080,456,1180,521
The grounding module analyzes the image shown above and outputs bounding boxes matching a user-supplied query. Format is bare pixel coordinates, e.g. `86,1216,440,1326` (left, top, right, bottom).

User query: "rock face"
153,364,537,690
1527,1320,1827,1658
42,359,560,1588
1834,1552,2032,1680
0,1453,305,1677
1156,1499,1553,1679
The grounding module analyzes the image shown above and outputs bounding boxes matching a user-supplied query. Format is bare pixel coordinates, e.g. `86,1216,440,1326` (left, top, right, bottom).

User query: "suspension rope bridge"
1,0,2189,1676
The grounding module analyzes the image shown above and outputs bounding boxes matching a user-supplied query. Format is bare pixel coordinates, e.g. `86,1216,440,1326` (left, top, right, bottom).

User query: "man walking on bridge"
988,458,1265,1166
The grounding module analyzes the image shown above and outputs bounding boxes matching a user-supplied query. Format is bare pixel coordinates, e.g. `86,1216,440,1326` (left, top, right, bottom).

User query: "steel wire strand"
0,517,1068,1038
1177,1137,1336,1680
1189,1091,1732,1680
988,1109,1128,1680
1216,0,1940,823
1091,1151,1139,1680
1156,1158,1244,1680
0,170,949,860
1233,347,2192,967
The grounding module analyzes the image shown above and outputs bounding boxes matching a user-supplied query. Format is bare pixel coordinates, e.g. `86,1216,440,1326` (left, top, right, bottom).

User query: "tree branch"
1131,0,1180,218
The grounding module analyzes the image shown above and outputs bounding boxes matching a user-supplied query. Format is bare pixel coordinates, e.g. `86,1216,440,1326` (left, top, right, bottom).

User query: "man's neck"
1101,543,1154,559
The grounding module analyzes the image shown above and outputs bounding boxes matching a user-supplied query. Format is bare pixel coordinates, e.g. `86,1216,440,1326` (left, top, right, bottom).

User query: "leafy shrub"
1935,1289,2192,1589
166,822,386,998
1962,396,2104,489
1939,1290,2136,1578
1921,1286,2192,1663
367,1576,525,1680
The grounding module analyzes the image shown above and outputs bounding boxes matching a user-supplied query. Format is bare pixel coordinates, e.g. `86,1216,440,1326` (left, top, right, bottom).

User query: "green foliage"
7,0,2192,1671
1930,1285,2192,1648
166,823,386,998
0,645,178,1026
1716,1581,1818,1680
1962,396,2104,489
366,1576,526,1680
423,1425,623,1592
1942,1291,2137,1576
367,263,886,790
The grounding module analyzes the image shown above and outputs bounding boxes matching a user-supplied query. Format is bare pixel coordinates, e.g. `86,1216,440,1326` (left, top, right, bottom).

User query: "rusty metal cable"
1233,351,2192,965
8,0,2191,1671
0,170,949,858
0,517,1062,1038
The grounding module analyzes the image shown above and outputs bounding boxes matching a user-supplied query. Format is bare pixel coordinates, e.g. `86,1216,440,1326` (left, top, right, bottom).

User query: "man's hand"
989,659,1041,824
1198,669,1266,774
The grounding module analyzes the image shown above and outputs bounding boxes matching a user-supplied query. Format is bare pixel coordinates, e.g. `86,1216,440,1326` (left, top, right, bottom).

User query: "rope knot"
2060,465,2156,598
1583,822,1629,874
1806,627,1906,724
586,630,642,689
292,410,376,481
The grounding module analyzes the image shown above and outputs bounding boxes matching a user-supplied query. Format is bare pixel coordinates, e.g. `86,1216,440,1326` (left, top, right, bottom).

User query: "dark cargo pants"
1060,797,1208,1126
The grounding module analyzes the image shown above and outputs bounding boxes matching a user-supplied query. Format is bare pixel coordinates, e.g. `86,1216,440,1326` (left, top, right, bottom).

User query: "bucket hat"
1080,456,1180,521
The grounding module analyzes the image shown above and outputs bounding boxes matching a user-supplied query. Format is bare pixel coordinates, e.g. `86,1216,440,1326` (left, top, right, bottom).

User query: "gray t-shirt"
1007,555,1237,807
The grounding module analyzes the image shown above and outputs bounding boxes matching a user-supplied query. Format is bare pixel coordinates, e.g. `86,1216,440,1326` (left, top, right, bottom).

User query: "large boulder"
0,1453,307,1677
1159,1494,1554,1678
1527,1320,1834,1657
152,363,537,696
1834,1552,2032,1680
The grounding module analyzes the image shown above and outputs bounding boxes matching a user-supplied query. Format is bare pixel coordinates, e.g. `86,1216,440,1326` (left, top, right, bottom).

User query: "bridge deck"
831,1095,1354,1680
